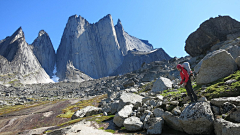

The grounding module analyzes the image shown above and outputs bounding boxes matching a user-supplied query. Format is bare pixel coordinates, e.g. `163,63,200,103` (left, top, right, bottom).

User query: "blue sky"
0,0,240,57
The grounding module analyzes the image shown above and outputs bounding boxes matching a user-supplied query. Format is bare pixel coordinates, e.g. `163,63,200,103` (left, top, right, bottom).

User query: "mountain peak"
38,30,48,37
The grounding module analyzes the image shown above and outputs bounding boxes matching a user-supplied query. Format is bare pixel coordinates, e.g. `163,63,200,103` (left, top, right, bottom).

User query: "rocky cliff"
111,48,171,75
185,15,240,57
56,14,123,79
115,19,153,55
30,30,56,77
0,27,53,85
57,14,168,80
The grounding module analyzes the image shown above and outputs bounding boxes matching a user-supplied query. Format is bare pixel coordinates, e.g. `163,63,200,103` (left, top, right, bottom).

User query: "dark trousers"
185,79,198,102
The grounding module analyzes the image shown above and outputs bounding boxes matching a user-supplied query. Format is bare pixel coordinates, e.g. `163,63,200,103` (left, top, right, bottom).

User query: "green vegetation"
105,129,115,133
138,80,156,93
8,79,18,84
57,94,107,118
88,114,114,124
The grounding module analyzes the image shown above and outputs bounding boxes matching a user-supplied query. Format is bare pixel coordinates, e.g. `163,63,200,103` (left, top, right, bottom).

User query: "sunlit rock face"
0,27,53,84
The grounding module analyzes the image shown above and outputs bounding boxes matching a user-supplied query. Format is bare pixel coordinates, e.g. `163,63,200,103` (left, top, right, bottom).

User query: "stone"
220,102,236,114
30,30,56,77
65,61,93,83
185,15,240,57
123,79,135,88
113,104,133,127
117,92,143,111
151,77,173,93
212,106,220,115
235,56,240,68
123,116,143,131
179,102,214,134
171,106,181,116
110,100,119,114
147,117,164,134
211,96,240,107
71,106,102,120
198,96,208,102
0,27,53,84
214,118,240,135
229,106,240,122
196,50,238,84
226,45,240,60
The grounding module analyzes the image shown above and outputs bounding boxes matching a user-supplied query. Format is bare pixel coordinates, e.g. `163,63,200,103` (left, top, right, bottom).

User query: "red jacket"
180,67,189,85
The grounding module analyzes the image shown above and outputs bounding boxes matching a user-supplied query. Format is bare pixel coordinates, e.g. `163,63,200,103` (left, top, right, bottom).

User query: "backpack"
182,62,192,75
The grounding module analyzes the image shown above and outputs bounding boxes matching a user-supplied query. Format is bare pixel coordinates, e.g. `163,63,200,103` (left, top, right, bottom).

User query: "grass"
57,94,107,118
105,129,115,133
8,79,18,84
57,113,114,127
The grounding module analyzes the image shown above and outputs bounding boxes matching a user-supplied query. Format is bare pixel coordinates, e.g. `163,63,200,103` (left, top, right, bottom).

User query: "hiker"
177,64,198,103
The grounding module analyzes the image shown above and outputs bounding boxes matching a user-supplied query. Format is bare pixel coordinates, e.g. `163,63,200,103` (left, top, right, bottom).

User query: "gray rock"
226,45,240,60
211,96,240,107
110,100,119,114
65,61,93,83
171,106,181,116
0,27,53,84
30,30,56,77
229,106,240,122
179,102,214,134
185,15,240,57
214,118,240,135
151,77,172,93
220,102,236,114
147,117,164,134
198,96,208,102
123,116,143,131
212,106,220,115
117,92,143,111
196,50,238,84
235,56,240,67
71,106,102,120
113,104,133,127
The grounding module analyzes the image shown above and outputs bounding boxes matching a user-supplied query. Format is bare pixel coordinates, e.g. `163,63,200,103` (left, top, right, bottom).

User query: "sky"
0,0,240,58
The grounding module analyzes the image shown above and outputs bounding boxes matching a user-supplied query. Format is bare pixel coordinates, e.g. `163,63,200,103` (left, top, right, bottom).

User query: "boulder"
214,118,240,135
211,96,240,107
110,100,119,114
113,104,133,127
123,116,143,131
220,102,236,114
196,50,238,84
147,117,164,135
179,102,214,134
226,45,240,60
230,106,240,122
235,56,240,67
123,79,135,88
71,106,102,120
151,77,173,93
117,92,143,111
212,106,220,115
185,15,240,57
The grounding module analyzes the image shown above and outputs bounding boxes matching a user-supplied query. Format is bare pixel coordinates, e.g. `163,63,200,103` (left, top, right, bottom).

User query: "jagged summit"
0,28,53,84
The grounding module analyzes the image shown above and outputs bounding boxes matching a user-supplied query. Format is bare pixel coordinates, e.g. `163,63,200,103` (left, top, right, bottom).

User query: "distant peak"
11,27,24,40
38,30,48,37
117,19,122,25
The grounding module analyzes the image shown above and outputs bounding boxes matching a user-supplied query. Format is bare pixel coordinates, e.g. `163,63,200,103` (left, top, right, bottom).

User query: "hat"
177,64,182,69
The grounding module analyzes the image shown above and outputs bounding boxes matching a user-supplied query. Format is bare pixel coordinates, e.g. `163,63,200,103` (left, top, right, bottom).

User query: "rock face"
57,14,123,79
179,102,214,134
115,19,153,55
111,48,171,75
30,30,56,77
196,50,238,84
57,14,170,80
65,61,92,83
0,27,53,84
185,15,240,57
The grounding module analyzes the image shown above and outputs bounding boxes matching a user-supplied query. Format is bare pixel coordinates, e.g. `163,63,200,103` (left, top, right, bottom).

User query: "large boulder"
151,77,172,93
117,92,143,111
123,116,143,131
147,117,164,135
113,104,133,127
211,96,240,107
229,106,240,122
179,102,214,134
214,118,240,135
196,50,238,84
185,15,240,57
153,108,183,132
235,56,240,67
71,106,102,120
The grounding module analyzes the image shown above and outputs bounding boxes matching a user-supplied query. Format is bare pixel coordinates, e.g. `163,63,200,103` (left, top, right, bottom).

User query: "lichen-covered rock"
123,116,143,131
147,117,164,134
151,77,172,93
117,92,143,111
211,96,240,107
71,106,102,120
196,50,238,84
185,15,240,57
179,102,214,134
113,104,133,127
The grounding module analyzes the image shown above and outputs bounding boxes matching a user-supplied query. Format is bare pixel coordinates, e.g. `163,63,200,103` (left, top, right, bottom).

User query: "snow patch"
51,65,59,82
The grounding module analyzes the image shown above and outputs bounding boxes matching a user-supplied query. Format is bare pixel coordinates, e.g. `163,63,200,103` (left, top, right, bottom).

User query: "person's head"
177,64,182,71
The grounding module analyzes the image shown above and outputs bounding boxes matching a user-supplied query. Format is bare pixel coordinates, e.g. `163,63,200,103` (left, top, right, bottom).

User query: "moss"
105,129,115,133
98,127,104,130
57,94,107,118
88,114,114,124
